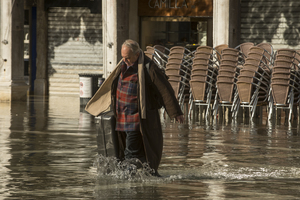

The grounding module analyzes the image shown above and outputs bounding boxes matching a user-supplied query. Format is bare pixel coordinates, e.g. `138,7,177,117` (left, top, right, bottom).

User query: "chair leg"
188,101,193,122
288,90,294,122
298,102,300,122
213,100,219,120
205,90,212,120
250,93,258,119
268,95,274,121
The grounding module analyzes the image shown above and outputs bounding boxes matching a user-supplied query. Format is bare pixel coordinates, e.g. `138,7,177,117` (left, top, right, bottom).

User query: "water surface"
0,97,300,199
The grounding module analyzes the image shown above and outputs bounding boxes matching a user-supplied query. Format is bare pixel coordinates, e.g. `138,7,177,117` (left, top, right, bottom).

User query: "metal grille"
48,7,103,96
240,0,300,50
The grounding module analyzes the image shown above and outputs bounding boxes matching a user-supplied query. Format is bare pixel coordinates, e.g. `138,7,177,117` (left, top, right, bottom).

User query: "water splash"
93,154,300,182
93,154,161,182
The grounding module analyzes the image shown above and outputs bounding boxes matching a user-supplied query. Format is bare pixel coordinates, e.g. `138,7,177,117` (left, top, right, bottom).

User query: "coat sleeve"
148,62,183,119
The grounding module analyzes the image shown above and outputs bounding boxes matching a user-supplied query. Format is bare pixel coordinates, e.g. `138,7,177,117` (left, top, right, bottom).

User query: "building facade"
0,0,299,101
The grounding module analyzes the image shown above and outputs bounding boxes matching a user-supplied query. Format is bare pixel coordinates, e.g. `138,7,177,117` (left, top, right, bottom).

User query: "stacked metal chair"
213,48,241,117
235,42,255,64
188,46,220,120
165,46,193,110
268,49,300,121
236,43,274,119
214,44,228,61
144,45,170,70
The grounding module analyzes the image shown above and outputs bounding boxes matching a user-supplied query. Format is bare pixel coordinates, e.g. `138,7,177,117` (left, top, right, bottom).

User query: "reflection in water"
0,98,300,199
0,97,97,199
0,102,12,198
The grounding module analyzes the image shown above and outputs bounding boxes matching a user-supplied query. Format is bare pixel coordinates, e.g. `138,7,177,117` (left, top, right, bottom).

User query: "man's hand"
175,115,184,123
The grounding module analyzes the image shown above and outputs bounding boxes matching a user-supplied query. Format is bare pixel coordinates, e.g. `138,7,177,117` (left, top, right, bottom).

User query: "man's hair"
122,39,140,55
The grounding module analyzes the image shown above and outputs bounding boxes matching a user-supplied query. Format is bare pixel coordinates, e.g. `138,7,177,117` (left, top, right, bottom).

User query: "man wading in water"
86,39,183,176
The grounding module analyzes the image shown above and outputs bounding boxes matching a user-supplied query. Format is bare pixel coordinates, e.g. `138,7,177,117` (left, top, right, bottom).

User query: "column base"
34,78,48,96
0,87,11,102
0,80,29,101
11,80,29,101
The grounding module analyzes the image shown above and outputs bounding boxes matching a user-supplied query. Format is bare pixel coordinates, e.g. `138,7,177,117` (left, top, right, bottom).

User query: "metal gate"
240,0,300,50
48,7,103,96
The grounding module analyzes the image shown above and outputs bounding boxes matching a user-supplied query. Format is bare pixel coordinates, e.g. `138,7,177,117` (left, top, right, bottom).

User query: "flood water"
0,97,300,199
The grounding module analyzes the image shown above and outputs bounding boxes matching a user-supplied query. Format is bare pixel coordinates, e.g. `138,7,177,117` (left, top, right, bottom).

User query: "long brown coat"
86,51,183,171
111,55,183,171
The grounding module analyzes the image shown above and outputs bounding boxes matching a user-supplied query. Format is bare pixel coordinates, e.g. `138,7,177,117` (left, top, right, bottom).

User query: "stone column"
102,0,129,78
34,0,48,96
11,0,28,101
102,0,117,78
213,0,230,47
0,0,28,101
0,0,12,101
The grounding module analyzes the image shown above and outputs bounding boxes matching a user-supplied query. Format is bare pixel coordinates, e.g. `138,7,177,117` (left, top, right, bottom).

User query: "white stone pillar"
0,0,13,101
0,0,28,101
213,0,230,47
102,0,129,78
102,0,117,78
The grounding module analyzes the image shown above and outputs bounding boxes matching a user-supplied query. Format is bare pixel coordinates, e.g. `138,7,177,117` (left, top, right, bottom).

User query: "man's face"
121,46,139,66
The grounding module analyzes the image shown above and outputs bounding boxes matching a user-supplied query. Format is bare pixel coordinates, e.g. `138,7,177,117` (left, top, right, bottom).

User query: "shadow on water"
1,97,300,199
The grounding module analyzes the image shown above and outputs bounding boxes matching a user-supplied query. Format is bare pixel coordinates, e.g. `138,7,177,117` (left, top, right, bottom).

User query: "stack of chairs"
235,42,255,65
213,48,241,117
236,43,274,119
268,49,300,121
144,45,170,70
165,46,193,110
257,43,274,63
214,44,228,61
188,46,220,120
